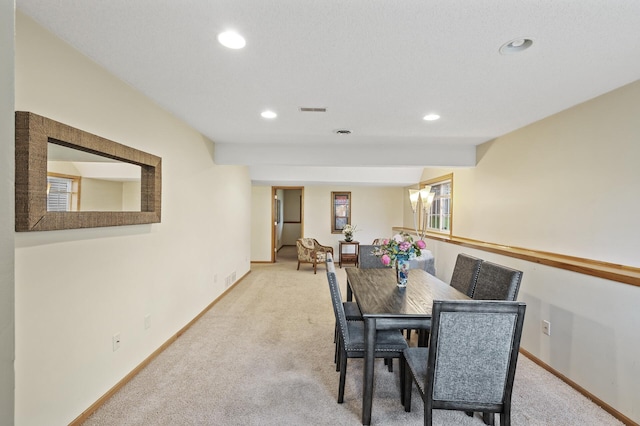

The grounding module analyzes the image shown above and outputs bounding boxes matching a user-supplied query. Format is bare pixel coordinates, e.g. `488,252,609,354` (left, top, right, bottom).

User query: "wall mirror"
15,111,162,231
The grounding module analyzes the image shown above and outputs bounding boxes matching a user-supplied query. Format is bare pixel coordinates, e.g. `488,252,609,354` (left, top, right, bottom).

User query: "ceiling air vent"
335,129,351,135
299,107,327,112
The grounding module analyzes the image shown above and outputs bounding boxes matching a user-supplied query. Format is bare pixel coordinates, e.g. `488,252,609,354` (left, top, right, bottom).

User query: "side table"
339,240,360,268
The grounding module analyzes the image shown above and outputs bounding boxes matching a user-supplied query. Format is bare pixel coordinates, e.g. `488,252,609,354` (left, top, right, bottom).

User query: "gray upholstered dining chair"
326,253,362,321
327,254,397,372
449,253,483,297
402,300,526,426
358,245,385,269
326,264,408,403
472,261,523,302
326,254,362,366
466,261,523,423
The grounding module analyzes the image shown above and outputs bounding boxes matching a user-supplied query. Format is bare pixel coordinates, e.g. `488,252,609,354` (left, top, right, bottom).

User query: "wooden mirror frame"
331,191,351,233
15,111,162,231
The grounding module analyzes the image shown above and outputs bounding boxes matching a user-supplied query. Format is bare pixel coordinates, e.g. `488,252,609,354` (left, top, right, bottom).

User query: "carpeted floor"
83,246,622,425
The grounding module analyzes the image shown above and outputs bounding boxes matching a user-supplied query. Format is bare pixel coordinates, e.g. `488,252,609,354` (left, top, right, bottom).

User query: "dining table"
345,267,470,425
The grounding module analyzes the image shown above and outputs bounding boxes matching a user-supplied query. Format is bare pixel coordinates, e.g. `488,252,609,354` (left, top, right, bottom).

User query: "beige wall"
47,160,81,176
303,186,404,252
427,81,640,266
417,80,640,423
283,189,301,222
80,178,126,211
251,186,273,261
252,185,405,262
0,0,15,424
122,180,141,211
14,12,251,426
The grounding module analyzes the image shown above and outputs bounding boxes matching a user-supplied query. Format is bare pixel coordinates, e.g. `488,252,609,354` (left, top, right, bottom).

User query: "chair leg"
483,412,495,425
404,365,412,412
425,406,432,426
338,352,348,403
399,356,405,405
313,262,317,274
297,261,300,270
500,412,510,426
465,411,474,417
387,357,393,372
418,330,430,347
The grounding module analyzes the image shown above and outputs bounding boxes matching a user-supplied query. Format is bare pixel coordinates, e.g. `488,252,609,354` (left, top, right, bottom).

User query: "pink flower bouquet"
374,232,426,266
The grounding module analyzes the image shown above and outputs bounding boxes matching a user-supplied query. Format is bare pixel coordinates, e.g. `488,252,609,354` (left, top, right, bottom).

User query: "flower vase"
396,256,410,287
344,233,353,242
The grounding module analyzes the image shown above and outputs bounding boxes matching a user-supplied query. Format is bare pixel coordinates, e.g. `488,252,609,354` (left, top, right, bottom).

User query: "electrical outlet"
112,333,121,351
542,320,551,336
144,314,151,330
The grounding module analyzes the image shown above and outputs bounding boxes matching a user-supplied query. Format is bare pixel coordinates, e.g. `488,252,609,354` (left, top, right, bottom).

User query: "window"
47,173,80,212
331,192,351,233
424,174,452,235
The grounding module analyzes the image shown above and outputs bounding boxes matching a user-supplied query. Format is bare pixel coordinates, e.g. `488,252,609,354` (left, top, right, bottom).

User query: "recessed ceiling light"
217,31,246,49
423,114,440,121
261,110,277,119
499,38,533,55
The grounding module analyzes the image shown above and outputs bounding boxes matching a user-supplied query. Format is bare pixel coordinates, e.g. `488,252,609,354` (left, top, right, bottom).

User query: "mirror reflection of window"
47,174,80,211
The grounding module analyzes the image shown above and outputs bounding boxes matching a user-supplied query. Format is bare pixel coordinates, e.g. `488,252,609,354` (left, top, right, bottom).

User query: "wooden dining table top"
345,267,469,318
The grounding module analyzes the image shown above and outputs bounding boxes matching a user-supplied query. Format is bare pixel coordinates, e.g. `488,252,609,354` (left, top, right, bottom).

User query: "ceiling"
16,1,640,186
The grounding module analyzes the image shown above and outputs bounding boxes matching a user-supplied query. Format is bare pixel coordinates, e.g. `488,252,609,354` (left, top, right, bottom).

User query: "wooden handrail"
392,227,640,287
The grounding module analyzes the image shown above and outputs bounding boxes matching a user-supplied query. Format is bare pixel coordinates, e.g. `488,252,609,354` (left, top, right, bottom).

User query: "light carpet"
84,247,622,425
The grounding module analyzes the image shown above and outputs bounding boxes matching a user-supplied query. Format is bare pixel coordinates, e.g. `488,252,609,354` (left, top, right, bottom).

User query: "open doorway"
272,186,304,262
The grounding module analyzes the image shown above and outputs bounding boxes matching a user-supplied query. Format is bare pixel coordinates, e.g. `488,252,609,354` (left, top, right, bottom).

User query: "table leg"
363,317,376,425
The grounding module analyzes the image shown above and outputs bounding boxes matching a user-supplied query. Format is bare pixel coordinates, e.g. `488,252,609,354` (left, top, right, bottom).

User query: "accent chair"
296,237,333,274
